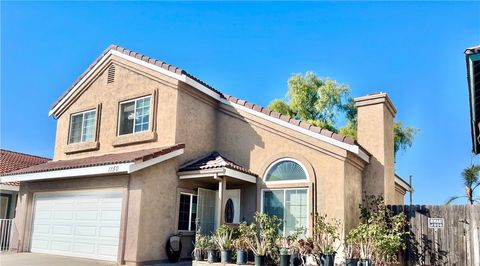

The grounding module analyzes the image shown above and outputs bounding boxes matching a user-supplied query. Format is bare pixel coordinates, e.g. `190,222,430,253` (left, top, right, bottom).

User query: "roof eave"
48,45,370,162
0,147,185,182
466,51,480,154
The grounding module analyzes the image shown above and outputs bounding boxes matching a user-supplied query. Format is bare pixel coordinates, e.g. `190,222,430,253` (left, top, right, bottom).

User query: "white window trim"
68,109,96,144
263,158,309,184
260,187,310,236
178,192,198,232
117,95,152,136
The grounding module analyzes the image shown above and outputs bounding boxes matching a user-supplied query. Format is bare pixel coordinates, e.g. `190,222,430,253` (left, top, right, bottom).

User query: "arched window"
262,159,309,236
265,159,307,182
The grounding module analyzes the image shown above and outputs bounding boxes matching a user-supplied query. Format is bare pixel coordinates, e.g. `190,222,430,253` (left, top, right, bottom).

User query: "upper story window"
68,109,96,144
118,96,151,135
265,159,308,182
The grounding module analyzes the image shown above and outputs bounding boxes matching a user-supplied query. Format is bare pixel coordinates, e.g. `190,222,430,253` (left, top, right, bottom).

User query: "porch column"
215,174,226,225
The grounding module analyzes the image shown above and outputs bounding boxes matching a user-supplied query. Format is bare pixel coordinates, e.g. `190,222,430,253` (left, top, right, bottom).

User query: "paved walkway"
0,252,192,266
0,252,115,266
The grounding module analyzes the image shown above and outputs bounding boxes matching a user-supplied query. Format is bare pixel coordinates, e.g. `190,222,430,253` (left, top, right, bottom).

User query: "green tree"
446,164,480,205
268,71,418,159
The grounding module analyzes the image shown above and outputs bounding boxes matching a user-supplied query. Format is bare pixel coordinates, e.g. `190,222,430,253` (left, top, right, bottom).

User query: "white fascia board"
178,169,224,179
224,168,257,183
179,172,222,179
395,176,411,192
0,163,132,183
0,184,19,192
50,49,368,163
178,167,256,184
49,49,186,117
128,148,184,173
223,100,370,163
184,76,223,101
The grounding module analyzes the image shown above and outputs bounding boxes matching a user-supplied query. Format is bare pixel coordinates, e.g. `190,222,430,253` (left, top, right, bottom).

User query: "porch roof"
178,152,257,183
179,152,257,177
0,144,185,182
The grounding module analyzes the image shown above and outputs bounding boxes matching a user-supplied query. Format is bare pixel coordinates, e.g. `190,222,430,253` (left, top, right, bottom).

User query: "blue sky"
1,2,479,204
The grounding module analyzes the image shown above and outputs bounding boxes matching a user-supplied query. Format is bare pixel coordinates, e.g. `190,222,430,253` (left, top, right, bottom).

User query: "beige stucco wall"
53,55,179,161
124,158,180,264
355,94,397,204
174,83,218,163
394,185,407,205
213,101,366,231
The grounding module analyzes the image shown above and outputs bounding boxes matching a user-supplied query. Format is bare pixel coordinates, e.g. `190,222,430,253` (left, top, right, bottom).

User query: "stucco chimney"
354,92,397,204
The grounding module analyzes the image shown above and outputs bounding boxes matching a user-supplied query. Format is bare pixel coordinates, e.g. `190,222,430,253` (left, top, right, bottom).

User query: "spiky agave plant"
446,164,480,205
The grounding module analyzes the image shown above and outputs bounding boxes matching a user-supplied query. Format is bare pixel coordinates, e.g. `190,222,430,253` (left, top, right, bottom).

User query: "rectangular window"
69,109,96,144
118,96,151,135
263,189,307,236
178,193,197,231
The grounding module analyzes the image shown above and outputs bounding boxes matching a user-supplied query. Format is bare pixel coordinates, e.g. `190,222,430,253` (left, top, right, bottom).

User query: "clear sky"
1,2,479,205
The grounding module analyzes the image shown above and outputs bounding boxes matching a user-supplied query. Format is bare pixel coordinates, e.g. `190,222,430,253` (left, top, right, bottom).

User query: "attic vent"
107,64,115,83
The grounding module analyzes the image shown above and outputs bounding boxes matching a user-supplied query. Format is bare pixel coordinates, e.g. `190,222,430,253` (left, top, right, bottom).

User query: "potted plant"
213,225,234,263
292,238,314,266
344,235,360,266
245,212,282,266
277,228,304,266
354,195,409,266
246,234,268,266
233,223,251,265
205,235,219,263
192,231,207,261
312,214,341,266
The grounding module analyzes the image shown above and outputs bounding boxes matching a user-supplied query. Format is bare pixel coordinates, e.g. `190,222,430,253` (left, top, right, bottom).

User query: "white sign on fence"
428,217,444,229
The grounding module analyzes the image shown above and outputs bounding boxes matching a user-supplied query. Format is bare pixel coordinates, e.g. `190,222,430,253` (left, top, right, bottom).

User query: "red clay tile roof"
0,149,51,185
0,149,50,174
51,45,360,148
2,144,185,176
179,151,257,177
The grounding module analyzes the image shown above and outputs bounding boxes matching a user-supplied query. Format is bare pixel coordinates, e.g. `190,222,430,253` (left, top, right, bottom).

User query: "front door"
197,188,242,234
222,189,241,224
215,189,241,228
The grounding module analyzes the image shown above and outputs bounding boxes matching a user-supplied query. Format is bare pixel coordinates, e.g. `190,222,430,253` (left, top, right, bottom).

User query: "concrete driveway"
0,252,117,266
0,252,193,266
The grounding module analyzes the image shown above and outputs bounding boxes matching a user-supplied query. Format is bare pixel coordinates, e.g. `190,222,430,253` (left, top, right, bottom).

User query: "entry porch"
177,152,258,235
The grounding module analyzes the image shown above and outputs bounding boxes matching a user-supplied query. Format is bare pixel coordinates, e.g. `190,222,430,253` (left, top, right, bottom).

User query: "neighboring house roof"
48,45,369,162
2,144,185,176
179,151,257,177
395,173,411,193
466,45,480,154
0,149,50,186
0,149,50,174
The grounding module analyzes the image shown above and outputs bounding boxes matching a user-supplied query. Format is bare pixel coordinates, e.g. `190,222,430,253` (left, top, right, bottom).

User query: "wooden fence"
390,205,480,266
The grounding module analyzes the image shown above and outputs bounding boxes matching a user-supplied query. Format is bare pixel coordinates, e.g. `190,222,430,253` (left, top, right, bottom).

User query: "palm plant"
446,164,480,205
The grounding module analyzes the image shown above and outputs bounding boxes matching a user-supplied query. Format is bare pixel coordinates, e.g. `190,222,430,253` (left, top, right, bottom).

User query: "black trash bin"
166,235,182,263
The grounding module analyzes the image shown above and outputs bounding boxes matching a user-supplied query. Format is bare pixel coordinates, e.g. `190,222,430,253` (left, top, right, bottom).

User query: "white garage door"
31,189,123,261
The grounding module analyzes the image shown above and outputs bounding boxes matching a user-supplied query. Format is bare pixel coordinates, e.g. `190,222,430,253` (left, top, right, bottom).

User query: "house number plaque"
428,218,444,229
108,165,120,173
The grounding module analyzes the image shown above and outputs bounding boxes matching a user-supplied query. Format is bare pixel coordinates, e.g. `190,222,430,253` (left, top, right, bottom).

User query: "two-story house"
1,45,411,265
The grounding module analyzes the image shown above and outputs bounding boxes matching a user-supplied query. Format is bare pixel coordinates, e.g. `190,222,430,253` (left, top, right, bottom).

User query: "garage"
30,189,123,261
